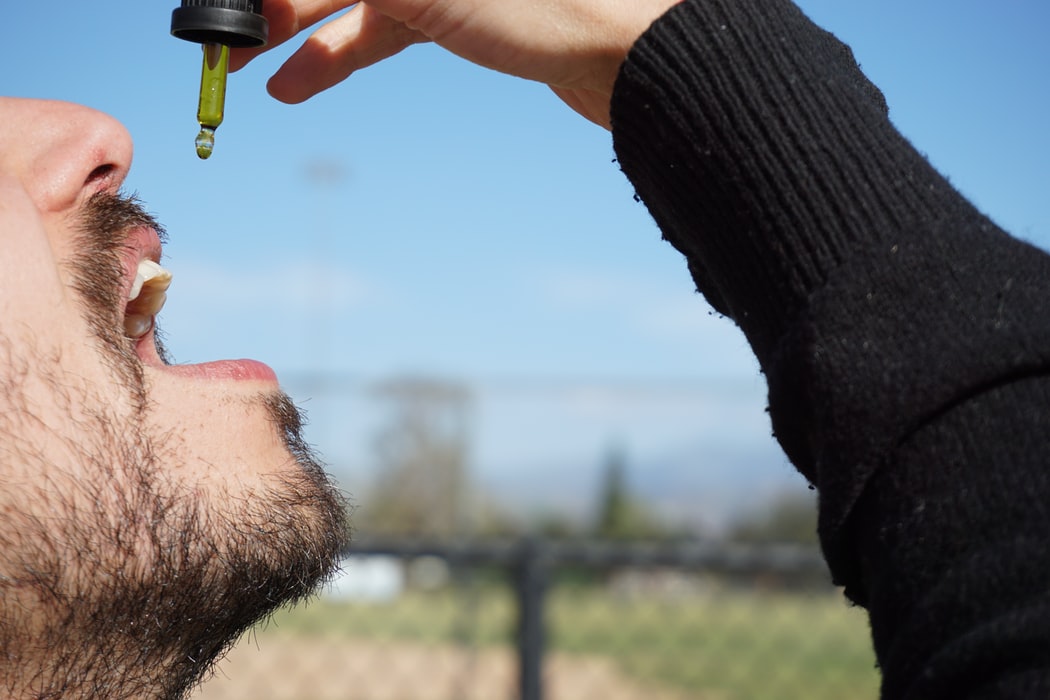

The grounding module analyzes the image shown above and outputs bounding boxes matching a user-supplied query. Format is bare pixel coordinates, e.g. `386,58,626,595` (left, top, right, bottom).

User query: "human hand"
230,0,680,128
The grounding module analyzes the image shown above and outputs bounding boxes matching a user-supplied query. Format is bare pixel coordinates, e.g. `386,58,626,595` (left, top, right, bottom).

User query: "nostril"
86,164,115,186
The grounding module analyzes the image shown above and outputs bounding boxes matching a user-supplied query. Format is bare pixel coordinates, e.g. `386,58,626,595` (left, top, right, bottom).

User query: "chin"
150,398,351,699
123,418,350,698
164,435,349,696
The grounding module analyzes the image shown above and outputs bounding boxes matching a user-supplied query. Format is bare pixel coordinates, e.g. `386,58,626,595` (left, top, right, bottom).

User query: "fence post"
515,537,547,700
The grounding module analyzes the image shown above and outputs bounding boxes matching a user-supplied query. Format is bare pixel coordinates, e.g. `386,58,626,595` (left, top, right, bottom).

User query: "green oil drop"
195,43,229,160
196,127,216,159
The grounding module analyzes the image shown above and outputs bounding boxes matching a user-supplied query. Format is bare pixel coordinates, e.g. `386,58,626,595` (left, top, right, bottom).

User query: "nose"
0,98,134,214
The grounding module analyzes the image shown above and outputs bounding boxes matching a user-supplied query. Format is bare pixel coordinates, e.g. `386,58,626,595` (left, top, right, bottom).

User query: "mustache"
76,190,166,247
71,190,166,323
70,191,169,396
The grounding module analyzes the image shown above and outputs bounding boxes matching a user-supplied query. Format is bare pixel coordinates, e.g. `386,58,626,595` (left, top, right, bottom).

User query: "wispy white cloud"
539,268,626,308
528,264,758,374
167,256,379,316
533,265,708,329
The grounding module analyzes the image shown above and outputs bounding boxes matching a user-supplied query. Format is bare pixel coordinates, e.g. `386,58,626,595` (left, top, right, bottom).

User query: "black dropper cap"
171,0,269,48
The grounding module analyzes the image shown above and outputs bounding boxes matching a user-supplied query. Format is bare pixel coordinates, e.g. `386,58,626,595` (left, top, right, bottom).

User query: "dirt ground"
191,637,708,700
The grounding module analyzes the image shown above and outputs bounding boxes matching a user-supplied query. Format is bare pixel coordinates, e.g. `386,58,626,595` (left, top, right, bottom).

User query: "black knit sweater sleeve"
610,0,1050,697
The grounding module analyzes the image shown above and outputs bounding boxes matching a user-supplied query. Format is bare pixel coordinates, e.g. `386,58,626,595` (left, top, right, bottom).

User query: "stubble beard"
0,193,350,699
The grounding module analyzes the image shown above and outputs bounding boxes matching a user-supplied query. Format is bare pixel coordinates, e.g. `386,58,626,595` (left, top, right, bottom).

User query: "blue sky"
3,2,1048,528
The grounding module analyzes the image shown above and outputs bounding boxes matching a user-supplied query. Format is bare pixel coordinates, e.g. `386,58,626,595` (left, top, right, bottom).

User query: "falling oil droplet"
196,127,215,160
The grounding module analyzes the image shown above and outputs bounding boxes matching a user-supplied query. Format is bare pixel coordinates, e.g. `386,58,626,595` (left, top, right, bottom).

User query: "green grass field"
263,582,880,699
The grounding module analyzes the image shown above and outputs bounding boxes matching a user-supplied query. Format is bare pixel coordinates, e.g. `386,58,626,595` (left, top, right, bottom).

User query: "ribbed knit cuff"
611,0,938,346
610,0,1050,591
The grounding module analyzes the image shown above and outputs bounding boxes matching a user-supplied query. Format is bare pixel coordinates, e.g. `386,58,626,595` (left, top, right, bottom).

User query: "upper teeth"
125,260,173,339
129,260,172,303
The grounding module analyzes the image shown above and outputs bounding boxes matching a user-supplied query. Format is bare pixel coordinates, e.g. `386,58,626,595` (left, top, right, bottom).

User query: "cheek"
0,181,67,320
0,360,143,515
0,182,133,397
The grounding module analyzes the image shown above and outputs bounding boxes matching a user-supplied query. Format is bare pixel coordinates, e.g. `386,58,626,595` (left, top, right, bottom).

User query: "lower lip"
163,359,279,383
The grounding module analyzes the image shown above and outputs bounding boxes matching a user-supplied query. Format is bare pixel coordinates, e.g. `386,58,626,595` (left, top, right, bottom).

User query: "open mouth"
119,239,277,384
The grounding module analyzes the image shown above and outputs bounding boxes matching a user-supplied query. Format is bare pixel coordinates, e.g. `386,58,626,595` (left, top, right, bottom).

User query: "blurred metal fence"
193,537,880,700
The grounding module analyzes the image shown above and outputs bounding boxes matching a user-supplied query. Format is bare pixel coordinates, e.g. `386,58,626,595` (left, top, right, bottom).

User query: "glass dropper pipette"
171,1,268,160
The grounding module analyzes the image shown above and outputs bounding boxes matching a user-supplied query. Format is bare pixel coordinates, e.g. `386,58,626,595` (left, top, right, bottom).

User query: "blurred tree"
532,512,582,540
726,491,819,546
592,444,666,541
361,377,473,538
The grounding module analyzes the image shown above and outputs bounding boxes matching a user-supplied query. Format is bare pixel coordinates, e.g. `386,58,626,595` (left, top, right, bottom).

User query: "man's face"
0,98,348,698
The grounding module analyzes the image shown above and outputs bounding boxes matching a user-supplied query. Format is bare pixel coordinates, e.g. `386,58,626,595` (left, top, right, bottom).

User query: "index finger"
229,0,357,72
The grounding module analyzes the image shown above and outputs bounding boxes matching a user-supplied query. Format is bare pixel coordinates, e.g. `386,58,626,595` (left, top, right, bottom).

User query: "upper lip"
120,226,165,299
121,226,170,349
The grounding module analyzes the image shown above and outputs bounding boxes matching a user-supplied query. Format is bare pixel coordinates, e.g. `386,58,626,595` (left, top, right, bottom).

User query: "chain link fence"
192,537,879,700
